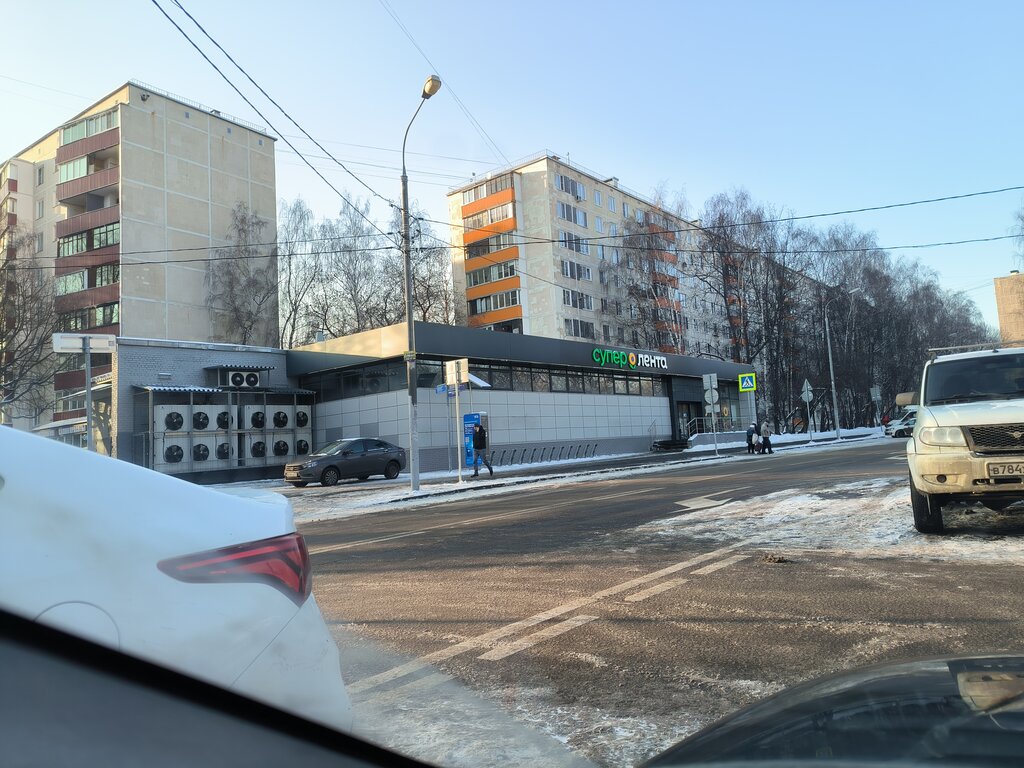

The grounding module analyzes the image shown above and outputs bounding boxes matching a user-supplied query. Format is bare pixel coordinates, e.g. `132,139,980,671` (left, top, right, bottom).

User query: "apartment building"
0,81,278,444
446,153,733,358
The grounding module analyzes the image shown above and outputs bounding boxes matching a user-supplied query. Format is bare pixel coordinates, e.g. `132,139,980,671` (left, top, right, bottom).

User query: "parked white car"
0,428,352,730
884,407,917,437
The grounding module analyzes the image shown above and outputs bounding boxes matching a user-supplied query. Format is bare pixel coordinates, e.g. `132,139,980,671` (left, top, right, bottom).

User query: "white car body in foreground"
0,428,352,730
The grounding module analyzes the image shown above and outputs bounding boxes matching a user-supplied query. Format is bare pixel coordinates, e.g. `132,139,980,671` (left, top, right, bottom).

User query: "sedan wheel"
320,467,341,487
384,461,401,480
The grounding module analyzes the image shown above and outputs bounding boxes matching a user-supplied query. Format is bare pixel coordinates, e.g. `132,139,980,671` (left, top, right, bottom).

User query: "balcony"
56,127,119,165
56,204,119,239
55,283,120,313
1,178,15,197
57,166,119,204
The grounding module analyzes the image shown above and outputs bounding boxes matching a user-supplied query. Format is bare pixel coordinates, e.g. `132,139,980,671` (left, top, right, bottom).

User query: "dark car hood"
644,655,1024,766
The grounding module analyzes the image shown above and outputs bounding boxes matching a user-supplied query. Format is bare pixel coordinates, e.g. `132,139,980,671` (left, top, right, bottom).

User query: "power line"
149,0,395,244
275,147,470,180
168,0,396,210
0,75,89,100
376,0,511,167
280,134,493,165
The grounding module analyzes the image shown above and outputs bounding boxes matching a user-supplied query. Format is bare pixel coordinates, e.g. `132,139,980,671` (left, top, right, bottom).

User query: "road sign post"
801,379,814,443
702,373,720,457
52,334,116,452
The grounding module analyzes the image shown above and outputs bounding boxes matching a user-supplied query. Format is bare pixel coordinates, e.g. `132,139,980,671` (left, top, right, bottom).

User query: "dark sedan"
283,438,406,487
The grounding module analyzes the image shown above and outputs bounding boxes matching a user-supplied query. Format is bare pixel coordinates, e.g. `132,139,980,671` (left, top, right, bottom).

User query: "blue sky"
4,1,1022,325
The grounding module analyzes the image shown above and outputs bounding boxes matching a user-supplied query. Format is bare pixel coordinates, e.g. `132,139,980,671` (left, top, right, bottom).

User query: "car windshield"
924,355,1024,405
315,440,355,456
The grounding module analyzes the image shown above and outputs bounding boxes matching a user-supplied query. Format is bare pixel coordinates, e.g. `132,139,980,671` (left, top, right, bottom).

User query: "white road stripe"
690,554,750,575
478,616,599,661
624,577,689,602
311,487,663,554
347,542,748,693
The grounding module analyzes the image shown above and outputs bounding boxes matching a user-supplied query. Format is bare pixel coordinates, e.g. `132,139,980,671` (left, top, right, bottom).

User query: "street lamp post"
401,75,442,492
824,287,861,441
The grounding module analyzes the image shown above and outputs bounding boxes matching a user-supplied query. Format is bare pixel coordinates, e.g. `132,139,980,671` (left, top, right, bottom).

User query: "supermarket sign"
591,347,668,371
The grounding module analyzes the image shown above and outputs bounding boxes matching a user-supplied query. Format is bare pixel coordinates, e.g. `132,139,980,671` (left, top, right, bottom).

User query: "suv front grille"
966,424,1024,453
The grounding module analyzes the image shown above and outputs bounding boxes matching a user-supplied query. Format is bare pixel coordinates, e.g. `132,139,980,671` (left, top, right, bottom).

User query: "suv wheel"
910,473,944,534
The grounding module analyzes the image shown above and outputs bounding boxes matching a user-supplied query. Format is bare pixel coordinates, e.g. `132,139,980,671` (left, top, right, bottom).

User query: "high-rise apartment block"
447,153,732,357
0,81,278,439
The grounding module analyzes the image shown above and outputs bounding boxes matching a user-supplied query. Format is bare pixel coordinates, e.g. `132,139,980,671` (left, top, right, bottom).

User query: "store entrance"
675,401,702,438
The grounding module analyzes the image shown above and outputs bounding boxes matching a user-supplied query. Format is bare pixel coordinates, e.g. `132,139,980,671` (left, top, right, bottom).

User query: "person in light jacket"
760,420,774,454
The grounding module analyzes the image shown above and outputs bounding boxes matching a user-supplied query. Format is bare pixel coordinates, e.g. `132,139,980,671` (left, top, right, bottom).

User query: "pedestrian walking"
745,422,757,455
472,422,493,477
760,420,774,454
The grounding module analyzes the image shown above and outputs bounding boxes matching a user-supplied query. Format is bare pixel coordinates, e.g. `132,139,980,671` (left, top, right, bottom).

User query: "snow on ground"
637,476,1024,563
211,434,886,525
686,426,881,453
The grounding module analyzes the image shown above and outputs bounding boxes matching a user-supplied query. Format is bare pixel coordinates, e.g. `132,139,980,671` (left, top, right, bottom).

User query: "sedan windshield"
924,354,1024,405
315,440,354,456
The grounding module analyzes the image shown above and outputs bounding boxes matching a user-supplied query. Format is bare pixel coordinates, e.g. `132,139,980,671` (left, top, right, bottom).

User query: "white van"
884,407,917,437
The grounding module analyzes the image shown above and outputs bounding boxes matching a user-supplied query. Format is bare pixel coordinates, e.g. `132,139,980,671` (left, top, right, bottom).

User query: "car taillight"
157,532,312,606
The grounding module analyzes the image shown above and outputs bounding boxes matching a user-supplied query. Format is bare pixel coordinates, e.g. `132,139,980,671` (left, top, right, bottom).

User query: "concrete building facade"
0,81,278,440
447,153,733,360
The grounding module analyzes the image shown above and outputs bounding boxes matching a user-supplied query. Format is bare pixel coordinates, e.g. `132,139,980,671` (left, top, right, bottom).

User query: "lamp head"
421,75,442,100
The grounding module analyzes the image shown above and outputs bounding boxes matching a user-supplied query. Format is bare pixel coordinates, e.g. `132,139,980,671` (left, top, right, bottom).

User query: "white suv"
900,345,1024,533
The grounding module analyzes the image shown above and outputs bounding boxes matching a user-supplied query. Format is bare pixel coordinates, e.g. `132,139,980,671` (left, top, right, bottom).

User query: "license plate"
988,463,1024,477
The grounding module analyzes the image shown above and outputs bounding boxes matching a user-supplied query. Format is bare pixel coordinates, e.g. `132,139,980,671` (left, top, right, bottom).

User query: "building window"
465,232,516,259
564,318,596,339
636,208,645,224
560,259,592,281
55,271,87,296
463,202,514,231
92,222,120,249
95,263,120,287
562,289,593,310
556,202,587,228
34,232,43,253
58,233,88,257
58,157,88,184
35,199,44,220
557,230,590,255
595,216,603,234
593,189,602,207
461,173,513,205
57,222,119,257
466,260,516,287
602,324,611,342
60,108,118,145
468,289,520,316
37,166,44,185
554,174,586,201
608,195,615,213
609,223,618,237
95,302,119,327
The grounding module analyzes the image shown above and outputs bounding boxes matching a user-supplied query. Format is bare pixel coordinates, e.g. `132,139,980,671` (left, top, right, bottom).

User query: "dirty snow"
638,476,1024,563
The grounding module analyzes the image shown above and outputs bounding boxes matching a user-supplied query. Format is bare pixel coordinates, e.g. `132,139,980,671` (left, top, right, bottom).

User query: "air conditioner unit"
362,376,385,395
242,405,267,431
153,435,189,473
294,406,311,429
214,409,234,430
190,436,232,470
295,431,312,457
242,434,268,461
225,370,262,388
268,432,293,463
190,406,220,431
270,406,294,430
154,405,188,434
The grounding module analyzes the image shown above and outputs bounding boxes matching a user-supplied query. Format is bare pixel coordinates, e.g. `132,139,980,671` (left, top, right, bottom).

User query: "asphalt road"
304,440,1024,767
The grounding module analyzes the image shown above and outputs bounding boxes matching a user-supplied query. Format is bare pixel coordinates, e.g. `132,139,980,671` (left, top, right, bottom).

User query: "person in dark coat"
472,423,493,477
745,422,757,455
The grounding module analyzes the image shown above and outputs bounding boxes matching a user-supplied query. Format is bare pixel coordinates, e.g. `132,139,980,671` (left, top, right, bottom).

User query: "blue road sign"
739,373,757,392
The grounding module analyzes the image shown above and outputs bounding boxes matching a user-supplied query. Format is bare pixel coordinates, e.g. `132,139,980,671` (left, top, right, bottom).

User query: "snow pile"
638,476,1024,563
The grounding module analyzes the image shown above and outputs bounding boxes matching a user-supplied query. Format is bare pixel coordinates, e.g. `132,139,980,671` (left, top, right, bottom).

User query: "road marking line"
624,577,689,602
346,541,749,693
308,531,424,554
478,616,599,661
357,672,453,704
311,488,663,553
690,554,750,575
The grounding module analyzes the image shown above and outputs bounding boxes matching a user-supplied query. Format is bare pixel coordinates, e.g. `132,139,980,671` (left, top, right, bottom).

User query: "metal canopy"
202,364,276,371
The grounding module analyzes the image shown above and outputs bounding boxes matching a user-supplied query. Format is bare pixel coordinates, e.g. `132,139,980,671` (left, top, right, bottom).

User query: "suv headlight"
918,426,967,447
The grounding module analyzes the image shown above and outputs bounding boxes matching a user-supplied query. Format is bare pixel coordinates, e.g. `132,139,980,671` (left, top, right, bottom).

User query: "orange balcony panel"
466,275,521,301
463,245,518,268
57,166,119,202
2,178,16,195
463,216,516,245
55,363,113,392
56,204,119,239
56,127,120,164
460,186,514,218
468,305,522,327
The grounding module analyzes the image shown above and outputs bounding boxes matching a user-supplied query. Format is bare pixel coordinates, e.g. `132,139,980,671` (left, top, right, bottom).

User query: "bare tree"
207,203,279,346
276,197,323,349
0,228,57,423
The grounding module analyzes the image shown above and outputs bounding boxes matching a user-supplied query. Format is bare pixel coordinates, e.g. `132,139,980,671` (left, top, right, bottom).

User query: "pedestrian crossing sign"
739,373,757,392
